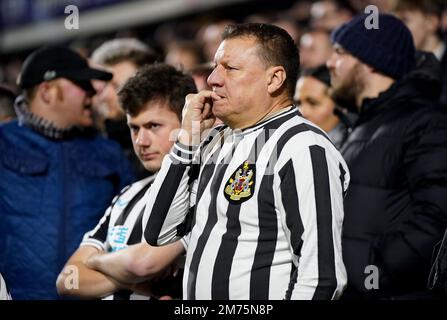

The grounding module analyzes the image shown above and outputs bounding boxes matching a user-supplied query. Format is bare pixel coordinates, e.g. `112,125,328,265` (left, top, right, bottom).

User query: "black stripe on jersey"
196,153,222,205
250,123,315,299
187,160,230,299
113,289,132,300
114,181,152,226
211,203,242,299
339,162,347,198
309,145,337,300
126,206,145,245
279,159,304,258
88,185,131,242
250,171,277,300
285,264,298,300
187,132,246,299
89,211,111,243
144,165,187,245
278,159,304,300
194,128,232,206
200,125,227,163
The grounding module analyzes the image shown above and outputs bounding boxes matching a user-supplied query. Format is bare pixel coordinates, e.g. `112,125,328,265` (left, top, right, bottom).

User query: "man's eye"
146,123,161,130
335,48,345,55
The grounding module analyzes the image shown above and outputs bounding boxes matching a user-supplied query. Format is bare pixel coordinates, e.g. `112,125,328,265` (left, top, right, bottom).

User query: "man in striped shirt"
56,64,196,300
89,23,350,300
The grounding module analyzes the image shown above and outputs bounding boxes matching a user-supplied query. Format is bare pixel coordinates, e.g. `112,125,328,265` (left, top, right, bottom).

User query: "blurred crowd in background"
2,0,447,130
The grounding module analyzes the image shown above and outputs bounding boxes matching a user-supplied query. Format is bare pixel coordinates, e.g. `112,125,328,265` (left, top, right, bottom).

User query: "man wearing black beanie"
327,13,447,299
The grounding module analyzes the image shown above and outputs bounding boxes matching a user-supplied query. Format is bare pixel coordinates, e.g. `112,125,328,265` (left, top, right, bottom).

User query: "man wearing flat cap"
0,45,135,299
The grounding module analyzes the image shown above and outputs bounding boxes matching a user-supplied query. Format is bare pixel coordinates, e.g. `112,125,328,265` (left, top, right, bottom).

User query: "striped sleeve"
142,125,225,246
142,141,198,246
277,137,348,300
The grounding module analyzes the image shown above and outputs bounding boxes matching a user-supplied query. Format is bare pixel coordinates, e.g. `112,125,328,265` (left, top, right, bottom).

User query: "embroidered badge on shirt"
224,160,256,204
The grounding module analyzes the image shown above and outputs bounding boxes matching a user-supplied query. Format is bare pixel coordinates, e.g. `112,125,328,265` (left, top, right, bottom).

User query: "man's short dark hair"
91,38,159,68
118,63,197,118
222,23,300,98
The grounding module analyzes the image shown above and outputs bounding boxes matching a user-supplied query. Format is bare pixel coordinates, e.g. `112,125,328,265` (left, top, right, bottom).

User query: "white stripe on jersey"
142,106,350,300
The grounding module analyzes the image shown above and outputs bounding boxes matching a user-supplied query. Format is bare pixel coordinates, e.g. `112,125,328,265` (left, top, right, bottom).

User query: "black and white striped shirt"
143,106,350,300
81,176,154,300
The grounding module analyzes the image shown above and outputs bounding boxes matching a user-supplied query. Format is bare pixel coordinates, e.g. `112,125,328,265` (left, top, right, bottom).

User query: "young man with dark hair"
57,64,196,300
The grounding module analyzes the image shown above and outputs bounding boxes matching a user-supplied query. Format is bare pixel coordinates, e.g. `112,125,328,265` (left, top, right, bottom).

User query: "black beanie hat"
331,13,416,79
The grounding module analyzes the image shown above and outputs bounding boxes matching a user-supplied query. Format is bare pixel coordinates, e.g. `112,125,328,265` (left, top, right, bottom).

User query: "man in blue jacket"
0,45,135,299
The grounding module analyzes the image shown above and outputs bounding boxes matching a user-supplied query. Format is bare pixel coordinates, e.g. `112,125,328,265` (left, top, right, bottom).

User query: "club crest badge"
224,160,256,204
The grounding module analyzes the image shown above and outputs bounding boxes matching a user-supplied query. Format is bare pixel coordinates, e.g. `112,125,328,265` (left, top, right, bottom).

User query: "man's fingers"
210,91,222,101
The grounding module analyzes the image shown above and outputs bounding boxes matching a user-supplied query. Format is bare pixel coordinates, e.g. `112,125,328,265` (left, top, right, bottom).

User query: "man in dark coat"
327,13,447,299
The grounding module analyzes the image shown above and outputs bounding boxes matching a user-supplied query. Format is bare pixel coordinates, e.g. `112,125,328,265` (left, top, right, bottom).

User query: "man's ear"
267,66,287,95
37,82,51,104
37,81,58,105
425,14,440,34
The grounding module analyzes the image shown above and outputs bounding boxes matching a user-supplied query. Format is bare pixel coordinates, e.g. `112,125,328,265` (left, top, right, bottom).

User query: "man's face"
395,9,431,50
98,61,137,120
326,44,365,107
54,78,94,128
311,0,351,31
294,76,336,130
299,31,332,69
127,101,181,173
207,37,272,129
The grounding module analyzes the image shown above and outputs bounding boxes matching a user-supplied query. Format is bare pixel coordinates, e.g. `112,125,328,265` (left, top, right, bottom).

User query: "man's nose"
99,85,114,102
298,104,309,118
136,129,151,146
326,52,336,69
207,66,223,88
